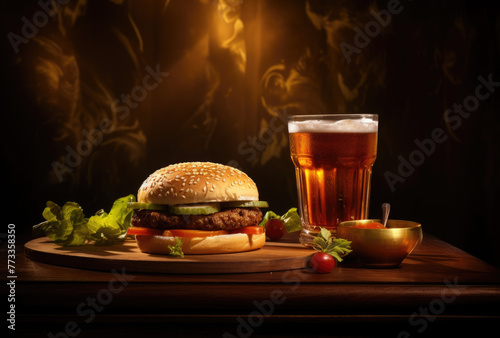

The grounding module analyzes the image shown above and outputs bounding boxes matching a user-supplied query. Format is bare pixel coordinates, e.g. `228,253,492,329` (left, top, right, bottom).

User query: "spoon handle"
382,203,391,227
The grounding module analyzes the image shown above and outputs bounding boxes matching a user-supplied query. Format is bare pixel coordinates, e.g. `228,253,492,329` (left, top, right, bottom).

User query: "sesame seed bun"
137,162,259,205
135,232,266,255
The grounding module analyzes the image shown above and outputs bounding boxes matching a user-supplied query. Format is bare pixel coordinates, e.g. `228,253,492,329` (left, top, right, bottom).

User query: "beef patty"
131,207,263,231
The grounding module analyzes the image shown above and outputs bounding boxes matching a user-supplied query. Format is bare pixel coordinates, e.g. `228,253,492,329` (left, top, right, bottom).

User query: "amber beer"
288,114,378,246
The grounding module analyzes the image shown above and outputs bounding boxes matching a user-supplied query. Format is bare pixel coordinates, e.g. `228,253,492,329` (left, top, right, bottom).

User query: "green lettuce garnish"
168,238,184,258
33,195,136,246
259,207,302,233
313,228,352,262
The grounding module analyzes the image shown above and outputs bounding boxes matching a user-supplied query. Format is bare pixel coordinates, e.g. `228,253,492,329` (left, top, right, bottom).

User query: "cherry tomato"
310,252,336,273
265,219,286,240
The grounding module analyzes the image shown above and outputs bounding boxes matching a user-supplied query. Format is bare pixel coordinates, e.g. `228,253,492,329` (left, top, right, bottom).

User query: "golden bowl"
337,219,422,268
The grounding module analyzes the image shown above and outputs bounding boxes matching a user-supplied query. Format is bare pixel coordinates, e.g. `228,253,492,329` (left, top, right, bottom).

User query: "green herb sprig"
313,228,352,262
168,238,184,258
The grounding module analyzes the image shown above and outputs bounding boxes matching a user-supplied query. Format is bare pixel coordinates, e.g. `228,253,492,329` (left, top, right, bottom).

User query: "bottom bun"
135,232,266,255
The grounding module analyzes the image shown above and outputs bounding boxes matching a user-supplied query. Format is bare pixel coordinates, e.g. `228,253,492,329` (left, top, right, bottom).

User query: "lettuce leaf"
88,195,135,245
33,195,136,246
40,201,88,246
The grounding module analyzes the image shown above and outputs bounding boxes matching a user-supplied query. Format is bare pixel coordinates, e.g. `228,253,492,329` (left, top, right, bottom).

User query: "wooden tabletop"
4,231,500,337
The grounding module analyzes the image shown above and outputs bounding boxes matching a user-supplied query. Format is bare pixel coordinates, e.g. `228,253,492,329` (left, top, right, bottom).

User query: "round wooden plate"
24,237,314,274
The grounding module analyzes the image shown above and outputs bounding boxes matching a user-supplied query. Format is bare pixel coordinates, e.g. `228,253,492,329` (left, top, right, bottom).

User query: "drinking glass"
288,114,378,247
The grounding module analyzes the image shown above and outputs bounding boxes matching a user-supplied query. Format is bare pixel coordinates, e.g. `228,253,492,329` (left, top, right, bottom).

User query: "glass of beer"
288,114,378,247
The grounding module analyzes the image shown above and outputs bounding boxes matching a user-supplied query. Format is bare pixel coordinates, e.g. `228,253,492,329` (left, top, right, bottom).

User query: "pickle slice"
168,203,221,215
127,202,169,210
222,201,269,208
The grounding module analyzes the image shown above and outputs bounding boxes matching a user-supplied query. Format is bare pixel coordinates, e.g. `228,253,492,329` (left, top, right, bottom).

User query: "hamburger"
127,162,268,254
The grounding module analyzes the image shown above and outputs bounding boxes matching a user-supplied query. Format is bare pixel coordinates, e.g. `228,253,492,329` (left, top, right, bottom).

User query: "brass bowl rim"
338,219,421,230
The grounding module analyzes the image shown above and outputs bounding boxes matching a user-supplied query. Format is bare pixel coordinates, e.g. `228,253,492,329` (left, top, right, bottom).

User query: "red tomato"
128,227,264,238
163,229,228,238
126,227,163,236
265,219,286,240
310,252,336,273
354,222,386,229
228,226,265,235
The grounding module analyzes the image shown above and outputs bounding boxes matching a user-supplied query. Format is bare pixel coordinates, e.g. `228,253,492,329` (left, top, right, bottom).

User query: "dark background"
2,0,499,267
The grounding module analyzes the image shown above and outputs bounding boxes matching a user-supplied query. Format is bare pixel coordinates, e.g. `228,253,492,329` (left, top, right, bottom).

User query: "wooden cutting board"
24,237,314,274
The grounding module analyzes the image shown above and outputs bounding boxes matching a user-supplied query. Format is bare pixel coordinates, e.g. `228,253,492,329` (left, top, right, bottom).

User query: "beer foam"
288,118,378,133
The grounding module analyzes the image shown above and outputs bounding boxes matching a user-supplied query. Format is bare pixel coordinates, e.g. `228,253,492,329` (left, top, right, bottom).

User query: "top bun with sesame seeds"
137,162,259,205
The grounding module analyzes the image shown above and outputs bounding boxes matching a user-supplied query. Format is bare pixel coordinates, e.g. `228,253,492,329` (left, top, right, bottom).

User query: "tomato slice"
228,226,265,235
162,229,229,238
128,226,264,238
127,227,163,236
